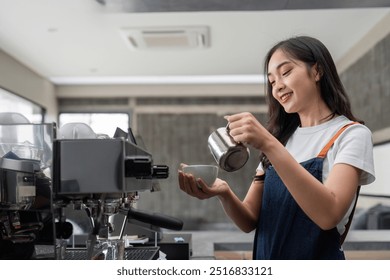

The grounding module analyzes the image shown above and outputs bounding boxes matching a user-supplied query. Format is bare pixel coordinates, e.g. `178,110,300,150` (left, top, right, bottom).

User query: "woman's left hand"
178,163,231,200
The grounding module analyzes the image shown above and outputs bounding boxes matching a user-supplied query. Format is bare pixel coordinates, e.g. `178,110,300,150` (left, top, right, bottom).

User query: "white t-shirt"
257,115,376,235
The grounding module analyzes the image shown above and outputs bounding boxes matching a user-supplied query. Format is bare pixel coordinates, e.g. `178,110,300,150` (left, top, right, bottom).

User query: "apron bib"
253,122,358,260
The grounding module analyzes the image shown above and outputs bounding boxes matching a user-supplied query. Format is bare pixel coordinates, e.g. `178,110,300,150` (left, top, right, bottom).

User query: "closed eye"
282,69,292,76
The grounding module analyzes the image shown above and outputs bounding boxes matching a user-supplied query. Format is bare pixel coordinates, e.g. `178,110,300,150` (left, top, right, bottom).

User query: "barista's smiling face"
267,49,321,115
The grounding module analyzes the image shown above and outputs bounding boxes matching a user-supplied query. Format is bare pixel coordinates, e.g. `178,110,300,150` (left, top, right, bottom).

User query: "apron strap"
316,121,360,245
340,186,361,245
317,122,359,158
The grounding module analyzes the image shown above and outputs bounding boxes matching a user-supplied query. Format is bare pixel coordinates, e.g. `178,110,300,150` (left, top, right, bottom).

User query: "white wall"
363,142,390,197
354,129,390,209
0,49,58,123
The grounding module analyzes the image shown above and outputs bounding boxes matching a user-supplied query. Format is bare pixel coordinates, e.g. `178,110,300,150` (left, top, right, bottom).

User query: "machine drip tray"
64,246,160,260
34,245,159,260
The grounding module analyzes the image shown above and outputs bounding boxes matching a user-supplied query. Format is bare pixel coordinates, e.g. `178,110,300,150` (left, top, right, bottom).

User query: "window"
58,113,130,138
0,87,44,123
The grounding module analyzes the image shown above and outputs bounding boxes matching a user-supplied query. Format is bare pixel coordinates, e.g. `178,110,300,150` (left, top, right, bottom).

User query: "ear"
312,63,323,82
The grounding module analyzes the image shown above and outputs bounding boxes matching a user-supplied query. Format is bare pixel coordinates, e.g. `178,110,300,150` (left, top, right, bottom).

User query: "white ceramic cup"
182,165,218,186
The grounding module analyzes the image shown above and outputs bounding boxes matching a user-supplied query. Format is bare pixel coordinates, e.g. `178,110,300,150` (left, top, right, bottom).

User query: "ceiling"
0,0,390,86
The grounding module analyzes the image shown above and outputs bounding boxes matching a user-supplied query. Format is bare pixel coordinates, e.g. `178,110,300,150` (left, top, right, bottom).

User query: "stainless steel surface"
208,126,250,172
64,246,159,260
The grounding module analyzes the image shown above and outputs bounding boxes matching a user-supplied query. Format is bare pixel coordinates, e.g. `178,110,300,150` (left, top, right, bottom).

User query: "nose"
273,79,285,93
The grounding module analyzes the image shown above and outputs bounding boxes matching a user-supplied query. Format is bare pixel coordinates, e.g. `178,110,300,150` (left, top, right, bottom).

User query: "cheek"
271,92,280,104
271,89,277,99
271,87,279,100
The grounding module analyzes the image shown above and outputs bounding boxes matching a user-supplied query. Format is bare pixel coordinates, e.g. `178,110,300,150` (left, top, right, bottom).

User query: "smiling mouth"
280,92,292,102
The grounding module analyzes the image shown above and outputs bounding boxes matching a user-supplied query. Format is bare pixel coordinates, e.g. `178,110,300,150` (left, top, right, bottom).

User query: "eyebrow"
267,61,292,77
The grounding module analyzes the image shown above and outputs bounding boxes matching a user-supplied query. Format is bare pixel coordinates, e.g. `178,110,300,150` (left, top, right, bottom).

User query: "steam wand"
119,207,183,247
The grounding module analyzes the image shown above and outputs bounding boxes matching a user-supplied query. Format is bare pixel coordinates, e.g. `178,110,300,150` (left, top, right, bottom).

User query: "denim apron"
253,123,357,260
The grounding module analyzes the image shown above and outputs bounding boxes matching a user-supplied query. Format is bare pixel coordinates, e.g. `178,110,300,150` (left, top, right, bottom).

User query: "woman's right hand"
225,112,271,151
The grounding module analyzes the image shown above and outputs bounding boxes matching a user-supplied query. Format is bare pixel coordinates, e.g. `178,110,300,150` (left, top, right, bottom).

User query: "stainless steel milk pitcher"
208,124,250,172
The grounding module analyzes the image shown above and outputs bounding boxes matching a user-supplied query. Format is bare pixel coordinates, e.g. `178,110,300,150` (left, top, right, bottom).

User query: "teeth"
281,92,292,102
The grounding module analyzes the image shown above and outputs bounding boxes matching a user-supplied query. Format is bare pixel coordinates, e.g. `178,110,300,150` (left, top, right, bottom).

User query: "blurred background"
0,0,389,259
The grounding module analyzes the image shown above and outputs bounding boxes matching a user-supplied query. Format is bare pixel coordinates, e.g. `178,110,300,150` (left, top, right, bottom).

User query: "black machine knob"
152,165,169,179
125,155,152,177
125,156,169,180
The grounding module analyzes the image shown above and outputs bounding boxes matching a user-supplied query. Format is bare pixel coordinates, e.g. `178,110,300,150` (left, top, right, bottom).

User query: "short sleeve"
333,124,375,185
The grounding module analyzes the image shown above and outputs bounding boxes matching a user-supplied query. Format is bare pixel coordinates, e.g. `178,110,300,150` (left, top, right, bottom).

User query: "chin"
281,102,299,113
282,107,296,114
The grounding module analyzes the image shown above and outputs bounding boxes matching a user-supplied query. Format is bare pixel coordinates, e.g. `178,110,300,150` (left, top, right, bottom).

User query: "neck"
299,111,335,127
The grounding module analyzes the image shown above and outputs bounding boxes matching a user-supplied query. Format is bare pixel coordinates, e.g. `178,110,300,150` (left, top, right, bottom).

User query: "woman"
178,36,375,259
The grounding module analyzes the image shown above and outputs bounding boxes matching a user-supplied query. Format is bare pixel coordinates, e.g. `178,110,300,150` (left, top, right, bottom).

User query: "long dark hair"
260,36,362,169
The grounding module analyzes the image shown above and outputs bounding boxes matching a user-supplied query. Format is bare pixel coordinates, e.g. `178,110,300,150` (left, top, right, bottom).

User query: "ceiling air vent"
120,26,210,50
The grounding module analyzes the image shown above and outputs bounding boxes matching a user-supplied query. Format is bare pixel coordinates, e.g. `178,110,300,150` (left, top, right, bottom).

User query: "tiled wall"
341,32,390,131
135,103,267,229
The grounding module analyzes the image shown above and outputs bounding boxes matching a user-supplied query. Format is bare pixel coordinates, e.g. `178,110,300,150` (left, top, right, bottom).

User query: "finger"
196,179,210,192
188,175,201,194
188,177,212,198
180,172,194,194
181,172,191,193
227,117,244,132
224,113,241,123
196,179,218,196
179,163,188,170
178,171,186,191
182,173,198,195
225,112,249,124
193,179,212,199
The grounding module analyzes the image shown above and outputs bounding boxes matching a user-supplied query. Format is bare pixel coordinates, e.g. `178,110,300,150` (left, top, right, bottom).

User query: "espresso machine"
0,113,55,259
53,123,183,260
0,115,182,260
